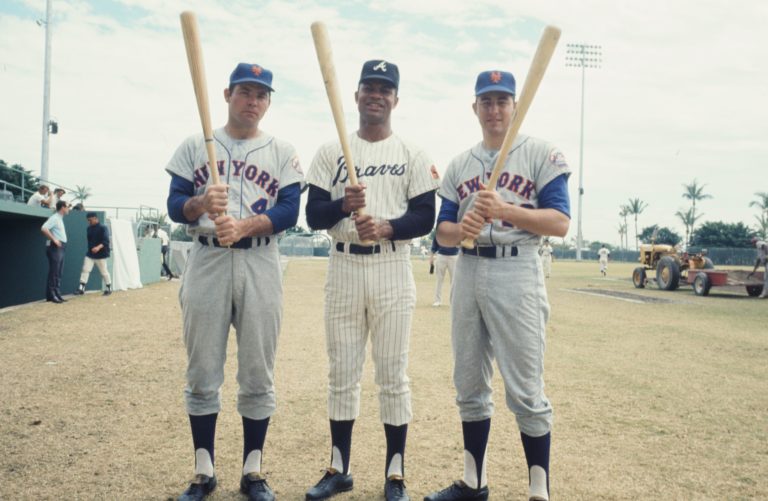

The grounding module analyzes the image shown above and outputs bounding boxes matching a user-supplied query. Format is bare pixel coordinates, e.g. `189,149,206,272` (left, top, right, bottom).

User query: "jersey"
598,248,610,261
165,127,304,237
540,244,553,258
157,228,170,246
439,135,571,246
306,133,438,244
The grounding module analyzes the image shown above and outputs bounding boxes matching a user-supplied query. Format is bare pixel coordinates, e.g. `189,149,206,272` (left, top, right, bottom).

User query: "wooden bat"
461,25,561,249
180,11,221,186
310,21,367,220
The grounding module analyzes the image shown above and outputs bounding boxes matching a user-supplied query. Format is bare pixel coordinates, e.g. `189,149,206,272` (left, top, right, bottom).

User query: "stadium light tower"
39,0,54,183
565,43,601,260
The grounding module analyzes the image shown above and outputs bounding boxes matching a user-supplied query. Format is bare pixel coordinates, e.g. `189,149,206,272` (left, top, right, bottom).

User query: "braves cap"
86,212,98,218
475,70,515,96
229,63,275,92
359,60,399,90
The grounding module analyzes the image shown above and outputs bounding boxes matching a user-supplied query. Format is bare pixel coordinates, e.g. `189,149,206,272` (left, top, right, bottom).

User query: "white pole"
576,52,585,261
40,0,53,183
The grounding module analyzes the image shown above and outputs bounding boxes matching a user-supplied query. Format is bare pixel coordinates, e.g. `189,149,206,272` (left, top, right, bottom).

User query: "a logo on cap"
490,71,502,83
251,65,263,76
373,61,387,72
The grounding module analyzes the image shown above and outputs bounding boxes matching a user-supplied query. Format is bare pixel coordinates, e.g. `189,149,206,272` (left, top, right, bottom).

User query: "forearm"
182,195,207,223
238,214,274,238
499,206,570,237
387,190,436,240
437,221,463,247
41,228,56,242
306,185,348,230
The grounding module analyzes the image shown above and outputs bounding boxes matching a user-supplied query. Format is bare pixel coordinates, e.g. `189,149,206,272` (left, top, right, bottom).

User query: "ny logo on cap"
490,71,502,83
373,61,388,72
251,65,263,76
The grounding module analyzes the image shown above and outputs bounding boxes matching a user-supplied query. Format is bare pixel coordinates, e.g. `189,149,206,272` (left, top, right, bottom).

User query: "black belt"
198,235,270,249
336,242,396,255
462,245,518,258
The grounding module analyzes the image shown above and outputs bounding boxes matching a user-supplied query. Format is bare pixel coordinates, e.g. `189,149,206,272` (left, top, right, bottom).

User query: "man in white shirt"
40,200,70,303
27,185,51,207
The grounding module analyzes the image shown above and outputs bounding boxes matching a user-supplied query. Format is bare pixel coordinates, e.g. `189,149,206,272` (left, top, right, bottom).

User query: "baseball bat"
310,22,366,218
460,25,561,249
180,11,221,186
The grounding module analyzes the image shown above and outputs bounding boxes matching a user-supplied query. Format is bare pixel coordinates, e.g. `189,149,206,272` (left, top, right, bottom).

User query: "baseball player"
747,237,768,298
166,62,303,501
423,70,571,501
598,244,610,276
539,239,553,278
304,59,438,501
429,234,459,306
154,225,176,280
73,212,112,296
40,200,70,303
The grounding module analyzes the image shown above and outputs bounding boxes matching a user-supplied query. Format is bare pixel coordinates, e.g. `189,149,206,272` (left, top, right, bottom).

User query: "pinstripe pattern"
306,133,435,426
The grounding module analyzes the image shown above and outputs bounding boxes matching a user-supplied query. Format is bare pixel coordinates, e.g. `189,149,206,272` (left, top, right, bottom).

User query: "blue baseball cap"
359,60,399,90
229,63,275,92
475,70,515,96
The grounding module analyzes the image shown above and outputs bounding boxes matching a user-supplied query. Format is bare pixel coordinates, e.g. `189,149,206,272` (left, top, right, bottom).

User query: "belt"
198,235,270,249
336,242,396,255
462,245,518,258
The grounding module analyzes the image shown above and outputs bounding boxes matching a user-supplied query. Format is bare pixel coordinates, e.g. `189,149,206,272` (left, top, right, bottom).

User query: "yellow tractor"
632,243,713,290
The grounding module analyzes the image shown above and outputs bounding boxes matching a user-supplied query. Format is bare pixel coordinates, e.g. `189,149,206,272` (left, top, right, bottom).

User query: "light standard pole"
565,43,601,260
40,0,53,183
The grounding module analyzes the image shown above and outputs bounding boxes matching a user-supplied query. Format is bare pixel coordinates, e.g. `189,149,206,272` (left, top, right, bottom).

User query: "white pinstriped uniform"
307,132,438,425
598,247,610,274
166,128,304,420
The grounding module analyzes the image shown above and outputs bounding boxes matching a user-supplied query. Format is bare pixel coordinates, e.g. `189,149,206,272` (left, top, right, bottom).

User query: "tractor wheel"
656,256,681,291
693,272,712,296
703,257,715,269
632,267,647,288
746,285,763,297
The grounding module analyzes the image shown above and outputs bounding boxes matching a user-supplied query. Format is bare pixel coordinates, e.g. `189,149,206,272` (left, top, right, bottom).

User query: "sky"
1,0,766,247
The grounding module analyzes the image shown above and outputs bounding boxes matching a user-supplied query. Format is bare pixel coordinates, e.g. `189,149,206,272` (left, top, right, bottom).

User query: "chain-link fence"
553,247,756,266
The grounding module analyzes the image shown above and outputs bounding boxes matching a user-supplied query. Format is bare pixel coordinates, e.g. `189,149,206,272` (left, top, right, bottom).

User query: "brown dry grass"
0,258,766,500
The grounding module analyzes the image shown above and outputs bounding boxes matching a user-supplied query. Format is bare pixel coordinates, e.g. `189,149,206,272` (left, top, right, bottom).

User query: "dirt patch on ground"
565,288,675,303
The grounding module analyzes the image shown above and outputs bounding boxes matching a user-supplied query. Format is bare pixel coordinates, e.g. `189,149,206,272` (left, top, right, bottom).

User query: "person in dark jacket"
73,212,112,296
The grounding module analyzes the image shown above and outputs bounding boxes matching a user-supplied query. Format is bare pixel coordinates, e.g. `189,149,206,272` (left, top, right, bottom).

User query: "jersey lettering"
331,156,407,186
250,198,268,214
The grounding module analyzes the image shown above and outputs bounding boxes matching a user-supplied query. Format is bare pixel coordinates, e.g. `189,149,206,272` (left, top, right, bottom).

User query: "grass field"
0,258,766,500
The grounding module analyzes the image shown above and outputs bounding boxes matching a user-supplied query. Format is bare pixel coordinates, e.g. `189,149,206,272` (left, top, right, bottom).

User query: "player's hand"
213,214,244,246
90,246,99,254
460,210,485,241
203,184,229,218
52,238,61,248
473,187,507,221
342,183,366,213
352,213,392,242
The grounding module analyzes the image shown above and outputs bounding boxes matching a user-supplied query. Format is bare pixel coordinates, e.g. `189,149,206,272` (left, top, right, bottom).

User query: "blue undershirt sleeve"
167,174,195,224
388,190,436,240
436,196,460,225
538,174,571,218
263,183,301,234
305,185,349,230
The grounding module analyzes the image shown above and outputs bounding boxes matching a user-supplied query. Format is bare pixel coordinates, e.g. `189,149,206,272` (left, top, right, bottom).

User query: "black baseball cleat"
177,474,217,501
385,476,411,501
240,473,275,501
306,469,353,500
423,480,489,501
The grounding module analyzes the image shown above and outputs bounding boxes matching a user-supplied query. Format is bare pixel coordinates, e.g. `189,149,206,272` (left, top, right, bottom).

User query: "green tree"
753,213,768,240
619,205,630,249
0,160,39,200
171,224,193,242
639,225,681,246
690,221,755,248
749,192,768,239
617,222,627,250
681,179,712,236
675,207,702,248
72,184,92,204
625,198,648,250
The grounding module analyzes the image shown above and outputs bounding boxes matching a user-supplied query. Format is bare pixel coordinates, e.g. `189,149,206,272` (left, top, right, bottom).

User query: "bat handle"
460,237,475,249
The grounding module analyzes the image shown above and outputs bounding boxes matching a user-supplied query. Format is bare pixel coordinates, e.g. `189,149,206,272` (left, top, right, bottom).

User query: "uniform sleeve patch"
291,155,303,174
549,150,568,169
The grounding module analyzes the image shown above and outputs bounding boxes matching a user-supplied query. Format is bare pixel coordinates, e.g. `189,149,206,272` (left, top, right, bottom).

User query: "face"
224,83,271,129
87,216,98,226
355,80,398,125
473,91,515,136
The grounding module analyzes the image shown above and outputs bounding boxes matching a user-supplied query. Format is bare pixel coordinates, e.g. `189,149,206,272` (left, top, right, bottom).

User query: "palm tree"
675,207,702,248
619,206,630,249
749,191,768,215
626,198,648,250
682,179,712,236
617,222,627,250
755,213,768,240
72,185,92,204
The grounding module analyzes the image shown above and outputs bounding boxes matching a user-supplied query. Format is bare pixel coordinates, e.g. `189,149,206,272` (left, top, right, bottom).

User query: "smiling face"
224,83,271,130
355,80,398,127
472,91,515,138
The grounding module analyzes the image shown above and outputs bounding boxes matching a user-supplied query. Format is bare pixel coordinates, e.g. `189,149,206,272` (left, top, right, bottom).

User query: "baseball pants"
434,253,458,304
79,256,111,285
599,259,608,274
451,245,553,437
179,240,282,420
324,242,415,426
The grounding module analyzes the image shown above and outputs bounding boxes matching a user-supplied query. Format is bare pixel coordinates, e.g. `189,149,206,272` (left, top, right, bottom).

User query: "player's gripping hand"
460,210,485,241
202,184,229,219
473,184,507,221
213,214,244,246
352,213,393,242
342,183,366,214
